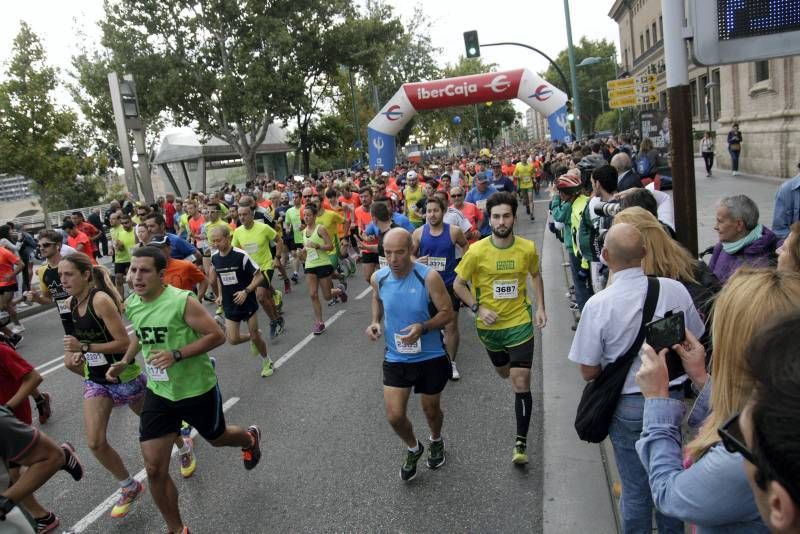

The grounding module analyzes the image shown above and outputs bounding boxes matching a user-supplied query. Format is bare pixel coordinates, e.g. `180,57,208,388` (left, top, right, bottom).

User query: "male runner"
355,187,378,283
110,212,136,297
453,192,547,464
513,157,536,220
412,196,469,380
403,171,425,228
122,246,262,534
366,228,455,481
283,193,304,283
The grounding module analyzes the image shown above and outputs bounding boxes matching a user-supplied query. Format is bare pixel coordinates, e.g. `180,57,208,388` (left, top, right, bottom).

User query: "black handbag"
574,277,660,443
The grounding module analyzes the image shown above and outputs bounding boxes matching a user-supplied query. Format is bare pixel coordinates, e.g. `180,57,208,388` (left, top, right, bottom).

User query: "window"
689,79,699,119
646,29,651,49
755,60,770,82
659,16,663,39
712,69,721,120
640,34,645,55
652,22,658,43
700,74,708,120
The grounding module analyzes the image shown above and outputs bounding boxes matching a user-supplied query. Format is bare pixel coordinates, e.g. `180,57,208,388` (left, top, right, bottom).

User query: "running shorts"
114,262,131,275
224,302,258,323
139,384,226,442
485,337,534,369
361,252,379,265
383,355,451,394
83,373,147,407
305,265,334,278
0,405,38,464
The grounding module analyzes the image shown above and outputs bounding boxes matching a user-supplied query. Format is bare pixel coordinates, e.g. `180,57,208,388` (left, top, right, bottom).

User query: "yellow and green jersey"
513,162,534,189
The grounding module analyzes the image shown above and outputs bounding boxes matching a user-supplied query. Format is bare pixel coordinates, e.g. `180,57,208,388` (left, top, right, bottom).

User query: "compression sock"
514,391,533,438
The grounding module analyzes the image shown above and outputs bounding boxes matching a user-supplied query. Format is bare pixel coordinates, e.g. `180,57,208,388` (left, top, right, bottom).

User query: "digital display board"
718,0,800,40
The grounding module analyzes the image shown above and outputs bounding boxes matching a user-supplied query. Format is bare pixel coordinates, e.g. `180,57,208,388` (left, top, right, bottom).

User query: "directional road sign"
607,75,658,109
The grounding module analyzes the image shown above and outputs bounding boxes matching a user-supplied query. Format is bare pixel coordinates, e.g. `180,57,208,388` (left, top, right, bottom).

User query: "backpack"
636,154,653,177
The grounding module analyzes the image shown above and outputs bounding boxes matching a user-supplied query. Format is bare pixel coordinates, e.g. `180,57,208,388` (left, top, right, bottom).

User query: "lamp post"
704,66,719,135
588,88,605,113
563,0,582,140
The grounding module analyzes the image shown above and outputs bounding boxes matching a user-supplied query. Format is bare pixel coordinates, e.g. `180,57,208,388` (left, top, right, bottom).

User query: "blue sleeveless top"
377,262,446,363
419,223,457,287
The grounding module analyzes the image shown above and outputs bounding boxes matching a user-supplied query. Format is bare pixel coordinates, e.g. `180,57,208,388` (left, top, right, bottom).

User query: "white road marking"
67,396,241,533
34,356,64,371
355,287,372,300
273,310,346,369
40,363,65,377
32,326,135,377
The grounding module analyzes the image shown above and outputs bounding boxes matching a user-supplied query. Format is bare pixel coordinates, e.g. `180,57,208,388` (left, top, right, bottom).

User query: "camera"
594,201,621,217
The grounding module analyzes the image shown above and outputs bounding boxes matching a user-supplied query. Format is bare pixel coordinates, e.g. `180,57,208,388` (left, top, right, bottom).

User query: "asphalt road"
16,209,548,534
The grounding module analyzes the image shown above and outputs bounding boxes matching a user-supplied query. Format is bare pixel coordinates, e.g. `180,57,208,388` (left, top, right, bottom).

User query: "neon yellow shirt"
404,186,424,223
513,162,534,188
455,236,540,330
110,226,136,264
317,209,344,250
232,221,277,272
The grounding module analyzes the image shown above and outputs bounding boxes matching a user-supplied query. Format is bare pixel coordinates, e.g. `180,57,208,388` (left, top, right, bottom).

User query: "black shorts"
383,355,451,394
361,252,379,265
286,240,302,251
486,337,534,369
0,284,18,295
224,300,258,323
305,265,334,278
114,262,131,275
139,385,226,442
257,270,273,288
446,286,461,312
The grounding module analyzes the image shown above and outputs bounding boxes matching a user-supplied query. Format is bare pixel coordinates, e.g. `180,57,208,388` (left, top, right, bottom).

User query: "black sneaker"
242,425,262,470
269,320,278,339
10,333,23,347
400,442,424,482
426,439,445,469
35,392,51,424
34,511,60,533
60,442,83,481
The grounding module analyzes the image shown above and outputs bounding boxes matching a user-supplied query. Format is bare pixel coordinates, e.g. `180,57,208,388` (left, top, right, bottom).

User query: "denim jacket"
636,379,769,533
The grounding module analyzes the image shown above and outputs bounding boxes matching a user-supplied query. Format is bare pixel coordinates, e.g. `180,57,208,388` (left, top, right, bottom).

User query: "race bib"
493,279,519,299
476,199,487,211
56,299,70,315
428,256,446,272
244,243,258,255
84,352,108,367
146,363,169,382
220,271,238,286
394,333,421,354
306,248,319,261
379,256,388,269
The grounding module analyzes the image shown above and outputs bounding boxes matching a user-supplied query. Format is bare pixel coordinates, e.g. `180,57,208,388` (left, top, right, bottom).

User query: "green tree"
541,37,617,135
0,23,96,225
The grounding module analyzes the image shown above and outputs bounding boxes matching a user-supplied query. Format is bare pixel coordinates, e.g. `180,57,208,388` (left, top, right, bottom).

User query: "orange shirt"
354,205,375,253
457,202,483,244
67,232,97,265
339,193,360,227
502,164,516,177
0,247,19,287
163,258,205,291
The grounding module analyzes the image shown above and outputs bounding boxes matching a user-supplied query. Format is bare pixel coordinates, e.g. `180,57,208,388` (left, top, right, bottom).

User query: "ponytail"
91,266,124,313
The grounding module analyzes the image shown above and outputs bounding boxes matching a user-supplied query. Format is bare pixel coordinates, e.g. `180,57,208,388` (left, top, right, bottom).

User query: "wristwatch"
172,350,183,362
470,303,480,314
81,343,90,353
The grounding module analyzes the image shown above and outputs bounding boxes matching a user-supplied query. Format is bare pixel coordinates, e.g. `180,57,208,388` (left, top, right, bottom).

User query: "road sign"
607,77,635,90
609,95,637,109
607,75,658,108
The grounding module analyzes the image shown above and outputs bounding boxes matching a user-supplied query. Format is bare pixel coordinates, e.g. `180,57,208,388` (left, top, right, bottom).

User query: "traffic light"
464,31,480,58
565,100,575,122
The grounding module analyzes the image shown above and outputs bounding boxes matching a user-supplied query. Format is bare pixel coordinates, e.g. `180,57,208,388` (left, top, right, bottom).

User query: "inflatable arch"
367,69,571,170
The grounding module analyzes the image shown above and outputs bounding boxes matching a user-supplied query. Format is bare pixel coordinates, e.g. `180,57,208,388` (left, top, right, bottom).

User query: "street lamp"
704,66,719,135
588,88,605,113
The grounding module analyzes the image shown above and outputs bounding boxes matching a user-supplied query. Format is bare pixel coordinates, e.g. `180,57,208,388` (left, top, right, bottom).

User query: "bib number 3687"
493,280,518,299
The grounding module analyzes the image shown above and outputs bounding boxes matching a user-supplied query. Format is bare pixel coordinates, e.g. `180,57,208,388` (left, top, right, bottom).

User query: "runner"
403,171,425,228
450,186,482,244
301,204,347,335
123,246,262,534
58,252,196,519
513,156,536,220
207,225,274,378
109,212,136,298
283,192,304,284
146,235,208,296
365,228,455,482
363,201,398,269
0,244,25,339
453,192,547,464
61,221,97,266
232,197,286,341
355,187,379,283
412,196,469,380
465,172,499,239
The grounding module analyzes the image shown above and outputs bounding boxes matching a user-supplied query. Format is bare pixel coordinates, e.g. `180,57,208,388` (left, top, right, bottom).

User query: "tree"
541,37,618,135
0,23,91,225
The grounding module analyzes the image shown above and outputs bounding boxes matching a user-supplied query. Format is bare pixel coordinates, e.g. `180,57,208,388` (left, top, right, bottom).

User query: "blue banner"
547,105,570,143
368,128,396,171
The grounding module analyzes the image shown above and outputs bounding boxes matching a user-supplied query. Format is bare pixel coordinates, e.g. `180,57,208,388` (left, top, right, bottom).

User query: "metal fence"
4,203,112,233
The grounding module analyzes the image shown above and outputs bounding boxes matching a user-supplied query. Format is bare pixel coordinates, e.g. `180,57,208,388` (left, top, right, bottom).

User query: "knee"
495,366,510,379
421,402,441,419
309,292,320,302
86,435,109,453
144,460,168,481
385,408,406,427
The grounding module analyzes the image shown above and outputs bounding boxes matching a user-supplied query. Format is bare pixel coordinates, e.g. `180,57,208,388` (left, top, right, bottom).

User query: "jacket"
708,226,778,284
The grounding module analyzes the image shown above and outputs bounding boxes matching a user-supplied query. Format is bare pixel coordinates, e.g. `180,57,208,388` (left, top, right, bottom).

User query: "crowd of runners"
3,134,800,533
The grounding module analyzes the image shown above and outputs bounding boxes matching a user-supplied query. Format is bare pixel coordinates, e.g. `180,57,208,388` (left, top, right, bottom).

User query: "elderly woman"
708,195,777,283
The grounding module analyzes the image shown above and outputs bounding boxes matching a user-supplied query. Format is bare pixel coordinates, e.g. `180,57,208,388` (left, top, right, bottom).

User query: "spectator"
586,165,618,292
776,222,800,273
771,162,800,240
727,123,743,175
700,131,715,177
551,172,593,310
709,195,778,283
742,309,800,533
71,212,100,259
611,152,643,192
635,269,800,533
88,208,108,257
568,223,704,534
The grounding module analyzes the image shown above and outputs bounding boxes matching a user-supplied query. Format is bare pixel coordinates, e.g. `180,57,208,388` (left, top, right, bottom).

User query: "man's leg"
141,434,183,533
383,386,415,447
419,393,443,440
568,251,592,311
225,319,249,345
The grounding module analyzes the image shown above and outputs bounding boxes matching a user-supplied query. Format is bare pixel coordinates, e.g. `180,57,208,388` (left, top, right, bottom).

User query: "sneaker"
312,321,325,335
179,437,197,478
34,511,59,533
450,362,460,381
291,272,299,284
400,442,425,482
512,439,529,465
260,358,274,378
110,480,144,518
427,439,446,469
269,320,278,339
215,306,223,316
180,421,192,438
732,170,738,176
275,317,285,337
35,392,52,424
60,442,83,481
337,286,348,304
283,278,291,294
242,426,262,470
9,333,23,347
11,323,25,334
327,298,338,307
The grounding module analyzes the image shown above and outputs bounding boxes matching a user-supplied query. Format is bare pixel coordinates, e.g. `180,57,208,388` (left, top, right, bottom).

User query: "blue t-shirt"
376,262,446,363
166,233,198,260
465,184,499,236
391,213,415,232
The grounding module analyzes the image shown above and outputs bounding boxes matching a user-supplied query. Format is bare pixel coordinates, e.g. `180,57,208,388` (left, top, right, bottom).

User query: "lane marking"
273,310,346,369
35,356,64,371
67,396,241,533
355,287,372,300
32,326,135,377
40,363,65,377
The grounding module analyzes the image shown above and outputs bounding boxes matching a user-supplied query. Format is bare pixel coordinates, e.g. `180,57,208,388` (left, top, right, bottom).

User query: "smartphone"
646,311,686,381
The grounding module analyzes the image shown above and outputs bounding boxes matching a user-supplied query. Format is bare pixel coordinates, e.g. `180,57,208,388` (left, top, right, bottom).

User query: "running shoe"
283,278,291,294
34,511,59,533
337,286,348,304
400,443,425,482
269,320,278,339
275,317,285,336
179,437,197,478
327,298,338,307
450,362,460,381
110,480,144,518
312,321,325,335
427,439,445,469
339,279,348,292
60,442,83,481
215,306,223,316
291,272,299,284
242,425,262,470
260,358,274,378
35,392,52,424
512,439,529,465
9,333,23,347
11,323,25,334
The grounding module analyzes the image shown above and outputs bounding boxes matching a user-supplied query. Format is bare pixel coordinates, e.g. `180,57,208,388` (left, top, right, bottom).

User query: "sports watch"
470,303,480,314
81,343,90,353
172,350,183,362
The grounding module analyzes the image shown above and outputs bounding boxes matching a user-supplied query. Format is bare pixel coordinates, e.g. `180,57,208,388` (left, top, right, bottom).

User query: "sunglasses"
719,412,754,464
37,242,56,249
451,194,464,198
303,195,312,199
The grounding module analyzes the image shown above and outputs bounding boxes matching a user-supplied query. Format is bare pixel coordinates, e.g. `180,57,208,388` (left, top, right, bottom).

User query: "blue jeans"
568,251,593,311
729,149,740,171
609,392,685,534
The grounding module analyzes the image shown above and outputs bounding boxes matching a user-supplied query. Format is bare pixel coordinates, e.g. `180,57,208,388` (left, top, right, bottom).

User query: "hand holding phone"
646,311,686,381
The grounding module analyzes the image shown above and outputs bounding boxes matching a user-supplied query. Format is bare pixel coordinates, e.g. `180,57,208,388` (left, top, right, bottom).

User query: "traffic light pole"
563,0,583,140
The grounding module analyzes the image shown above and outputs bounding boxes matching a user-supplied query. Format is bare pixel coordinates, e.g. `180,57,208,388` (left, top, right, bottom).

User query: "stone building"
608,0,799,178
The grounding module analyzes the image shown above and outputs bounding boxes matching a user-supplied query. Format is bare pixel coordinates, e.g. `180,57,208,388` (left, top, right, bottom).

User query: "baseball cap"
148,234,170,247
475,172,489,182
381,171,389,177
406,170,418,180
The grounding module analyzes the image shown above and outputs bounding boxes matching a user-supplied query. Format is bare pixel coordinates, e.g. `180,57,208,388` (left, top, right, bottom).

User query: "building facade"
608,0,798,178
525,108,550,142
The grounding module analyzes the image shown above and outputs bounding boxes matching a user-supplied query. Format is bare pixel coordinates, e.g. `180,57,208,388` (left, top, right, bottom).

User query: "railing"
4,203,112,233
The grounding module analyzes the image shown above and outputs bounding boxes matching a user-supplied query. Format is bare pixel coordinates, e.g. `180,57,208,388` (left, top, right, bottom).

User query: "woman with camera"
634,269,800,532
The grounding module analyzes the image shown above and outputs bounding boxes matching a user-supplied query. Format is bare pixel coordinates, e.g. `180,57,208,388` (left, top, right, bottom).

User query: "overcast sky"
1,1,620,118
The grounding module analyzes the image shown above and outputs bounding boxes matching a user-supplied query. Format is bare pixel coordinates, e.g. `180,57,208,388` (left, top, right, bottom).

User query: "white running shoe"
450,362,461,381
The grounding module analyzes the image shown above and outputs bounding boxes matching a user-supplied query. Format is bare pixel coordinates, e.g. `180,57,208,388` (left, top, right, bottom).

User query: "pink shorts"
83,373,147,407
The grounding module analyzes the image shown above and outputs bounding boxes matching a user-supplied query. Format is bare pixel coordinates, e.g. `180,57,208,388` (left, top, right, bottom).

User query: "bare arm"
579,364,602,381
65,293,129,355
4,370,42,410
451,226,469,251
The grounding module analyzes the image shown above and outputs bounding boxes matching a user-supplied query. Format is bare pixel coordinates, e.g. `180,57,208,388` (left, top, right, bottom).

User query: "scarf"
722,224,762,254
